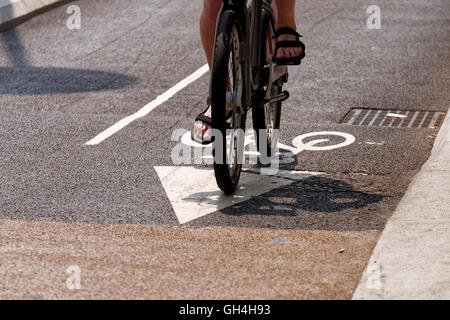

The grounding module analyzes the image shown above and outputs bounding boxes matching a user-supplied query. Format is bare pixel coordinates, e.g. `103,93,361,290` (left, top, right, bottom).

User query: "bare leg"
199,0,221,68
195,0,302,142
194,0,222,141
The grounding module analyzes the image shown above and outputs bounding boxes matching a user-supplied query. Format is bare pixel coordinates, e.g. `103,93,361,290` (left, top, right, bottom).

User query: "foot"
193,105,213,142
276,32,303,61
192,92,234,144
273,26,305,65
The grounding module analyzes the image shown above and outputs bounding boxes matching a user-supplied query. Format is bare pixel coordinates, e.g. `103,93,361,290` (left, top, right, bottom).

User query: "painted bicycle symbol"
173,129,356,165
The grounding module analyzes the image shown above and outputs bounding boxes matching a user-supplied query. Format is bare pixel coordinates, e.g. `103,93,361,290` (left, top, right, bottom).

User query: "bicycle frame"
216,0,288,111
211,0,290,193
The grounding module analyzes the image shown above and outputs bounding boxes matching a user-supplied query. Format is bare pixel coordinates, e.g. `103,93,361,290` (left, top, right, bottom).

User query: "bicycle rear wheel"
211,11,246,194
252,10,282,158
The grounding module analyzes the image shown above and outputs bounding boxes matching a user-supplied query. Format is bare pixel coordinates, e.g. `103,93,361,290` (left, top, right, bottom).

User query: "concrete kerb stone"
0,0,69,32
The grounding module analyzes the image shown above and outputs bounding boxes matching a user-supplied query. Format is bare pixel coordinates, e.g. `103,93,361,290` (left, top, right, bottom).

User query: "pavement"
353,110,450,299
0,0,449,300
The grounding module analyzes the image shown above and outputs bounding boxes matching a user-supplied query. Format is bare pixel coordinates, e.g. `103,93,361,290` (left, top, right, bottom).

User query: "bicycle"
210,0,294,194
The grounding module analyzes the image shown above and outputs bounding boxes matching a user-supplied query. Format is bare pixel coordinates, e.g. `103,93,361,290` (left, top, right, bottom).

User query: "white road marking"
365,141,384,145
158,130,356,224
85,64,209,145
155,166,322,224
292,131,356,151
386,113,407,119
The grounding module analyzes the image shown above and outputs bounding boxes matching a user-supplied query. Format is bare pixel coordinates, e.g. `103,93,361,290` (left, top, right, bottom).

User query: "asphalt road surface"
0,0,449,299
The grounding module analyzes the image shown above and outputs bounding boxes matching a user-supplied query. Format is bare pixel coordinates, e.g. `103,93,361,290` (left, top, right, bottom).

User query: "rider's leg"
199,0,301,66
274,0,303,60
195,0,303,142
194,0,222,141
199,0,221,68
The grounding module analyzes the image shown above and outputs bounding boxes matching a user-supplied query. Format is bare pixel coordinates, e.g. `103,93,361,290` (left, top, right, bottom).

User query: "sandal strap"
275,27,302,39
195,113,212,126
275,40,304,49
194,92,234,127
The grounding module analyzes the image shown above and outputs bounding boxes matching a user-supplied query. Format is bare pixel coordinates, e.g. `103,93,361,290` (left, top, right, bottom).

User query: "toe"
277,47,287,59
285,47,293,58
193,122,202,138
203,127,212,141
193,121,213,141
193,121,207,138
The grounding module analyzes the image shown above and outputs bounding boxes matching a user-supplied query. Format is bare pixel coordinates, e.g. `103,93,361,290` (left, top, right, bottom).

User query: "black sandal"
191,104,214,145
274,27,305,65
191,95,233,145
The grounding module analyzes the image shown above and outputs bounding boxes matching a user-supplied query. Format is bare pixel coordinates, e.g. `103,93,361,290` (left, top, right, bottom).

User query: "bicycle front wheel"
211,10,246,194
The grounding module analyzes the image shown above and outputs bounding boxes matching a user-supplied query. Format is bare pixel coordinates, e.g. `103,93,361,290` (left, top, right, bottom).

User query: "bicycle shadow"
188,173,387,231
0,2,135,95
184,147,387,231
222,175,385,215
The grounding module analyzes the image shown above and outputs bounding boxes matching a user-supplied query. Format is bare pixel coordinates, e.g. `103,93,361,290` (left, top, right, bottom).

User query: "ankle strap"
275,27,302,39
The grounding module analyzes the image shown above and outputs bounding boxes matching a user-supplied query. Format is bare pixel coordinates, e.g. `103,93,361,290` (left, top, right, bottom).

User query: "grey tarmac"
0,0,449,299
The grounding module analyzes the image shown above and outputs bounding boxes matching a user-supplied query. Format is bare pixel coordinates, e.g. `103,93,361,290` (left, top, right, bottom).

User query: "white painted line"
85,64,209,145
386,112,407,119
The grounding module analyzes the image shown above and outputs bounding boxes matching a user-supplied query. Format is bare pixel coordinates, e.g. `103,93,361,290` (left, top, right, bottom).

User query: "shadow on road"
183,147,387,231
0,2,135,94
216,174,387,231
224,175,384,215
0,66,135,94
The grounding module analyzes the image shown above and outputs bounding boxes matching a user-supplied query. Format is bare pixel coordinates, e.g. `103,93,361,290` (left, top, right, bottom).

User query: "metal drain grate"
341,109,446,129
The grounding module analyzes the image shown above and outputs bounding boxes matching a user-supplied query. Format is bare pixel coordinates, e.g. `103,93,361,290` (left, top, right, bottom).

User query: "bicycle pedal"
265,90,290,104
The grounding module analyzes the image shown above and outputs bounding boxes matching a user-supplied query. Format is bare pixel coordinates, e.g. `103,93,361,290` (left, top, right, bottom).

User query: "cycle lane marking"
158,131,356,224
85,64,209,146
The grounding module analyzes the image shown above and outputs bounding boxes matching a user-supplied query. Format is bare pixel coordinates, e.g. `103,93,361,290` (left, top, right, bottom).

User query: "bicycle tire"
211,10,246,194
252,10,282,158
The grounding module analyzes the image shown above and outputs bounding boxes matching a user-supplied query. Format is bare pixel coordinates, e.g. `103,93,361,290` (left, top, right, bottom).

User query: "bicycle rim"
211,13,246,194
252,11,282,157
